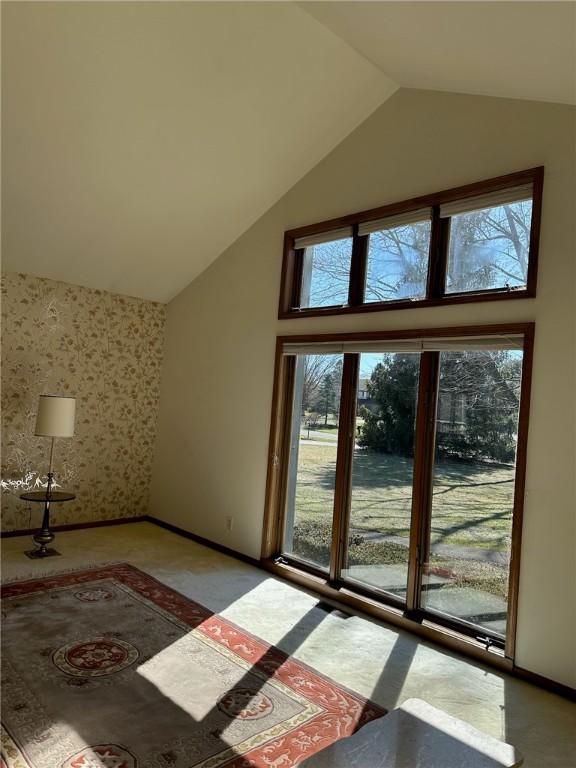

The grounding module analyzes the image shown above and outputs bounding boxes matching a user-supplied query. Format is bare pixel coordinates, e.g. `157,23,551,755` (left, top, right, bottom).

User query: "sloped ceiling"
301,2,576,105
3,2,574,303
1,2,395,302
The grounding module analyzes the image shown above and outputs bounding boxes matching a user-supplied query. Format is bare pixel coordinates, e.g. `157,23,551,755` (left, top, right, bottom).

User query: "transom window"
278,168,543,318
361,209,432,303
299,230,353,309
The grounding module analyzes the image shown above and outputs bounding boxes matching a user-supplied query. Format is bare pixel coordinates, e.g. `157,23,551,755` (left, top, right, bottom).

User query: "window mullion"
427,206,450,300
329,353,359,584
348,226,368,307
292,248,306,309
406,351,439,614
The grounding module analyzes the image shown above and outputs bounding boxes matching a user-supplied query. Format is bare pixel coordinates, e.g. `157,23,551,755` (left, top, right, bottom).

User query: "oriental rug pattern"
1,564,384,768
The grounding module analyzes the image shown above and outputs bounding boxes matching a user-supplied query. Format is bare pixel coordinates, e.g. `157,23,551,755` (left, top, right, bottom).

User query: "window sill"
262,557,510,673
279,288,535,320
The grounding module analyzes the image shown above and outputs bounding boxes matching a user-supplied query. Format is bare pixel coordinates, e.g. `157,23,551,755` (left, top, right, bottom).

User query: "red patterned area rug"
1,563,385,768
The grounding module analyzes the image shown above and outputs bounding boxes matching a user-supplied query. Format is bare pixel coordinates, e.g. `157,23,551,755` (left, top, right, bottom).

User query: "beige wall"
151,89,576,687
2,272,166,530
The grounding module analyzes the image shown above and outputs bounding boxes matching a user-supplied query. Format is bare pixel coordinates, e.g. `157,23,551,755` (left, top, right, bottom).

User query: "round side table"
20,490,76,559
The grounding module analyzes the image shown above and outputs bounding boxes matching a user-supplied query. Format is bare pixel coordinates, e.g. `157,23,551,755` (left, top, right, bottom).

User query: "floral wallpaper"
1,272,166,531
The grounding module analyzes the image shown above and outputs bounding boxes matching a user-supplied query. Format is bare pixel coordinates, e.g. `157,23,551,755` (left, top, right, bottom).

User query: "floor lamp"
27,395,76,557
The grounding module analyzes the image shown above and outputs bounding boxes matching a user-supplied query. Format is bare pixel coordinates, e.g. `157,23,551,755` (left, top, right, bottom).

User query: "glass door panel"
420,349,523,638
283,353,343,571
342,352,420,601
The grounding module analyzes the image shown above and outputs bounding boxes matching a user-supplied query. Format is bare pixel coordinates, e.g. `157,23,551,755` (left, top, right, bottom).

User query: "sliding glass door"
273,327,531,651
342,352,420,602
283,353,343,571
420,349,523,638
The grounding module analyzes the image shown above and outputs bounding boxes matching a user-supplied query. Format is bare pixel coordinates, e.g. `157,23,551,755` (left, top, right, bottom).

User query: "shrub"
291,520,508,599
292,520,408,568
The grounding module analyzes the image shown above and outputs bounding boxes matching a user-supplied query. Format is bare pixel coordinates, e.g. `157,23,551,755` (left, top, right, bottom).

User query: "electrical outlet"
225,516,234,532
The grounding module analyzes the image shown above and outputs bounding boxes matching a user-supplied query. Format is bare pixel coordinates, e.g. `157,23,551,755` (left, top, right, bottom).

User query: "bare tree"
302,355,341,411
303,240,351,307
365,223,430,301
447,201,531,291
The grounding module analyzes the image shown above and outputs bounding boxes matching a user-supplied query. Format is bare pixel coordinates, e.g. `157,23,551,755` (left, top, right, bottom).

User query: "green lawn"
293,442,514,552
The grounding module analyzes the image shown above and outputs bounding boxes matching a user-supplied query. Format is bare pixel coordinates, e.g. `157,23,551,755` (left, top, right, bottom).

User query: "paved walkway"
352,529,509,565
300,430,338,443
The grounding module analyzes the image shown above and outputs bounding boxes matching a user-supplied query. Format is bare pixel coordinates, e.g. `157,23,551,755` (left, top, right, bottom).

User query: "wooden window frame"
262,323,535,665
278,168,543,319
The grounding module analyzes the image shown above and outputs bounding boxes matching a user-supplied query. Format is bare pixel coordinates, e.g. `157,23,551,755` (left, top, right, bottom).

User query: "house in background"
1,3,575,767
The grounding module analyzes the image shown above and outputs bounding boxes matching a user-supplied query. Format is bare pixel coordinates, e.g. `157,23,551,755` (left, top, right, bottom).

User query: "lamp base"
25,548,61,559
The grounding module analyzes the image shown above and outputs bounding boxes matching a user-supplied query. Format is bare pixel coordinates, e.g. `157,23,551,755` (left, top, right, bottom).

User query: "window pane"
446,200,532,294
421,350,523,637
342,353,420,601
283,354,344,570
364,221,431,303
301,239,353,308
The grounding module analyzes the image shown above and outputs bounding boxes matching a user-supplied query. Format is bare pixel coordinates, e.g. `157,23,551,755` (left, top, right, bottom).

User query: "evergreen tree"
314,372,336,425
357,355,419,456
358,351,521,463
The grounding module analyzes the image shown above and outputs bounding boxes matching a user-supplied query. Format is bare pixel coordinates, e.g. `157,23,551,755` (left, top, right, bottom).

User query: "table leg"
25,479,61,558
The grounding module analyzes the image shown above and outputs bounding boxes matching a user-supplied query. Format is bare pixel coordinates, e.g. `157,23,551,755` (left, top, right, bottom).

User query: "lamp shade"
35,395,76,438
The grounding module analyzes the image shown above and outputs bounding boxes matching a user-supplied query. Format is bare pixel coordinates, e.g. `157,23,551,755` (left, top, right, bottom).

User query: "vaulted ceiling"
1,2,394,302
3,2,574,302
301,2,576,105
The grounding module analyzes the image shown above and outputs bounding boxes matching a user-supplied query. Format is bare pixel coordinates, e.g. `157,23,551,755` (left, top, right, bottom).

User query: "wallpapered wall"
1,272,166,531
